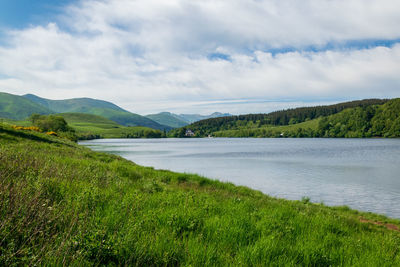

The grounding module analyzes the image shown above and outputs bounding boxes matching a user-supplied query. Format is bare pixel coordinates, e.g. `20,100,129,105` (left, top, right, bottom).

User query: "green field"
213,119,321,137
63,113,165,139
1,123,400,265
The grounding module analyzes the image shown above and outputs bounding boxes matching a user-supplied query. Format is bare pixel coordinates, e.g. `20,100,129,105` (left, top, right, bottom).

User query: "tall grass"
1,123,400,265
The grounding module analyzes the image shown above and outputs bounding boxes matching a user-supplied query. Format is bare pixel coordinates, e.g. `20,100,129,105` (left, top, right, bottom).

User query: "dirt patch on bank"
359,217,400,232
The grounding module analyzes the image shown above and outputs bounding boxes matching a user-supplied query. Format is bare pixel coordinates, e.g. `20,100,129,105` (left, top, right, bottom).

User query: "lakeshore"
1,123,400,265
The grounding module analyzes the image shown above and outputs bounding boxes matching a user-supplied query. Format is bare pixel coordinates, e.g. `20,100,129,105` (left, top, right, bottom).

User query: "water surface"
80,138,400,218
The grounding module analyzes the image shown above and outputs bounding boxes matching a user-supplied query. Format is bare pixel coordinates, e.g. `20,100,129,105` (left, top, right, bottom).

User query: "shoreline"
79,137,400,219
2,124,400,265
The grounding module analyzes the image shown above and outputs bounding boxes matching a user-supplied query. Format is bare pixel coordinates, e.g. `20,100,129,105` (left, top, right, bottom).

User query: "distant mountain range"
0,92,233,130
178,112,232,123
145,112,232,128
145,112,189,128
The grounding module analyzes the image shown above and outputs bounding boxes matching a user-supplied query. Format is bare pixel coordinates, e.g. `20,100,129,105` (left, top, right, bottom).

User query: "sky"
0,0,399,115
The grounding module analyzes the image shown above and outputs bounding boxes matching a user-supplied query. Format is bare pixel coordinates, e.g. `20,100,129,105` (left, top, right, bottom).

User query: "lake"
80,138,400,218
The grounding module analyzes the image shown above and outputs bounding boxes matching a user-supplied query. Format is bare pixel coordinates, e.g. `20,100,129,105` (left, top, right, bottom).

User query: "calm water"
80,138,400,218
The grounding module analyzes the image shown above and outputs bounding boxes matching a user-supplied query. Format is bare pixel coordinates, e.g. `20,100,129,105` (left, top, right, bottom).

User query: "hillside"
60,112,164,139
169,99,394,137
0,92,52,120
146,112,189,128
23,94,126,113
318,98,400,138
23,94,170,131
1,123,400,265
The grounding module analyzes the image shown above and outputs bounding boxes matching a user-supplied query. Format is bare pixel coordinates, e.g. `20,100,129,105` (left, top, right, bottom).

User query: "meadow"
1,123,400,265
212,119,320,138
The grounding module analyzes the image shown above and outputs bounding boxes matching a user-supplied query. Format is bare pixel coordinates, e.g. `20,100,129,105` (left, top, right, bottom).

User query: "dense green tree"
29,114,77,133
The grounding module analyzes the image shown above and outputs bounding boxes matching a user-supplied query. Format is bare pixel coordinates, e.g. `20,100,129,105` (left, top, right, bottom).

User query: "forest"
169,98,400,138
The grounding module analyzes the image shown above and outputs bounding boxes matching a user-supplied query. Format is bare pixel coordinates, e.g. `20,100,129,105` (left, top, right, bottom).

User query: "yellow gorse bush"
12,125,42,132
46,131,58,136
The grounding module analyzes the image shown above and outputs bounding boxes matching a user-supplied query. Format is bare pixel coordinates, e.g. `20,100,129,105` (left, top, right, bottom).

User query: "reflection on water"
80,138,400,218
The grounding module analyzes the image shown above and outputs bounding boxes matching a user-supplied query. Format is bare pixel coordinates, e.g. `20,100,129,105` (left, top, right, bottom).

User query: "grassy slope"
213,119,320,137
0,92,52,120
146,112,189,128
54,113,164,139
23,94,170,131
1,123,400,266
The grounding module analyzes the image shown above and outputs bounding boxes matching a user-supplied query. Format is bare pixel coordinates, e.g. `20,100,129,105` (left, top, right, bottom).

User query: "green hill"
59,112,164,139
23,94,126,113
146,112,189,128
169,99,393,137
1,123,400,265
60,112,121,125
23,94,171,131
0,92,52,120
318,98,400,138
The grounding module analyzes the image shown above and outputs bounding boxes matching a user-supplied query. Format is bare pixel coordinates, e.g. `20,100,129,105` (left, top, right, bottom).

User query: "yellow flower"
46,131,58,136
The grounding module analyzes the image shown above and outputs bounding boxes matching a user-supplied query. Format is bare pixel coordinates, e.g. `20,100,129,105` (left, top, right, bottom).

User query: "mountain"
23,94,171,130
145,112,233,128
0,92,52,120
178,112,232,124
145,112,189,128
23,94,126,113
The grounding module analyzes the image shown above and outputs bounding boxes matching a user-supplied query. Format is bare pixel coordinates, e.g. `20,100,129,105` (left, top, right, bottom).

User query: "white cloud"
0,0,399,114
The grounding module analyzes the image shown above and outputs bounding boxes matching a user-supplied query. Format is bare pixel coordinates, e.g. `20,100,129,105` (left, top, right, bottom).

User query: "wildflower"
46,131,58,136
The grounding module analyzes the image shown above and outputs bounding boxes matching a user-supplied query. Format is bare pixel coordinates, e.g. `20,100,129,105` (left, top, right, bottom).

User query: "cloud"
0,0,399,114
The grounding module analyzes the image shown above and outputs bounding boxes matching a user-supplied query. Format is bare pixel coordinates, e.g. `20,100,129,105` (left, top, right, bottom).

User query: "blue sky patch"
208,53,232,61
0,0,76,29
264,39,400,56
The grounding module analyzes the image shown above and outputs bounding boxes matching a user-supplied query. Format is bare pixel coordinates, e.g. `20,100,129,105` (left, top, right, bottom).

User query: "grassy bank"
1,123,400,265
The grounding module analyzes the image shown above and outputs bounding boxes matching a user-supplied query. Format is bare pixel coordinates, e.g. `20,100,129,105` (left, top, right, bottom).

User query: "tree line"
169,98,399,138
170,99,388,137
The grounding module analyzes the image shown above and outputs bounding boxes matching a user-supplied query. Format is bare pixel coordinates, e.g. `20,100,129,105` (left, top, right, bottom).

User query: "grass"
60,112,165,139
213,118,321,137
1,123,400,265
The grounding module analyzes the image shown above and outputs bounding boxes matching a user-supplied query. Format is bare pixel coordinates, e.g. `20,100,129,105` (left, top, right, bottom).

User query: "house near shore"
185,129,195,137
